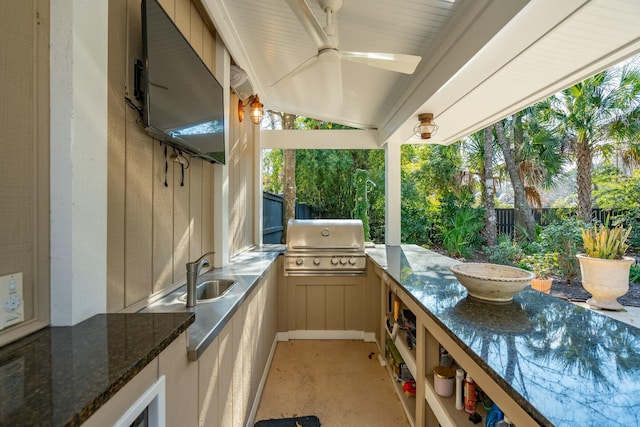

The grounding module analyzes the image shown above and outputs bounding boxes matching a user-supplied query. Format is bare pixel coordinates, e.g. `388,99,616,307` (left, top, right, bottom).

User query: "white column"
385,142,402,246
213,37,230,267
254,127,264,246
50,0,108,325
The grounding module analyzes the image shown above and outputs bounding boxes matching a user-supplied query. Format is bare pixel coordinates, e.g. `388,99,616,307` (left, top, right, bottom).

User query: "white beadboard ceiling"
202,0,640,146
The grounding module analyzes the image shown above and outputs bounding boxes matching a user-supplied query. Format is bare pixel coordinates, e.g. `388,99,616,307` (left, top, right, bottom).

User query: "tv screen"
142,0,225,164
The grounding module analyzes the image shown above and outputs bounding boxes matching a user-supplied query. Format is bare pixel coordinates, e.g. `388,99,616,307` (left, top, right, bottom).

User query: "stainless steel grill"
284,219,367,276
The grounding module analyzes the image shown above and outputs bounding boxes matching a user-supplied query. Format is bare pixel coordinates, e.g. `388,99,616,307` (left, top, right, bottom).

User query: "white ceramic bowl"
449,263,534,302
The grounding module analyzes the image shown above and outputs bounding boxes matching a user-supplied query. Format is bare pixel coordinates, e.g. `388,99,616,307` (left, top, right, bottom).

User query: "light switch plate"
0,273,23,330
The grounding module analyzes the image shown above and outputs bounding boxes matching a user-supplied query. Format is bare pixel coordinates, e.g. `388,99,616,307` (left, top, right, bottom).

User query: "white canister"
433,366,455,397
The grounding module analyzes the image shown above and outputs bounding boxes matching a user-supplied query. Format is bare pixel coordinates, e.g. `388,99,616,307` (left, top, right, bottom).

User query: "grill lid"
286,219,365,252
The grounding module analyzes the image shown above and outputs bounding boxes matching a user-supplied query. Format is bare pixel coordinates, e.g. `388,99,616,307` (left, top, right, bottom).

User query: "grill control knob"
331,258,339,265
339,258,347,265
296,258,304,266
348,257,357,265
313,258,321,266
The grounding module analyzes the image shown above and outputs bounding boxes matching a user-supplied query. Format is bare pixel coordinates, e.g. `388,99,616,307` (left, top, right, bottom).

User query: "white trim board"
278,330,376,342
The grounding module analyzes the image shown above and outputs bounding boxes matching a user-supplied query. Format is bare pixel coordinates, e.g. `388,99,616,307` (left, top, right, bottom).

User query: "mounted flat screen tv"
141,0,225,164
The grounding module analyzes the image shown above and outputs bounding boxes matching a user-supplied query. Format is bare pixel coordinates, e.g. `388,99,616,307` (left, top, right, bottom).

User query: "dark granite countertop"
0,312,194,426
367,245,640,427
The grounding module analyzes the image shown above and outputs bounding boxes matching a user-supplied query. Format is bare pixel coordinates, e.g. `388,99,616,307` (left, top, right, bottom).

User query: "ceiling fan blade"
270,54,319,87
284,0,332,49
341,51,422,74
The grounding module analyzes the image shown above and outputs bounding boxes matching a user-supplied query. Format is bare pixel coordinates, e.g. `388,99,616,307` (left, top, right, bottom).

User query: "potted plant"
525,253,556,294
577,217,634,310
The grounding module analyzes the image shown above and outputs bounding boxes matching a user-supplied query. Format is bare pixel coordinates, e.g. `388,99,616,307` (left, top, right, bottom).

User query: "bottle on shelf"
455,369,465,410
464,374,477,414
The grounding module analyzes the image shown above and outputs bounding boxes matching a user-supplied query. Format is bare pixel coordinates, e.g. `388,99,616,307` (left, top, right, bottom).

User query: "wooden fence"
495,208,622,237
264,195,626,243
262,192,317,243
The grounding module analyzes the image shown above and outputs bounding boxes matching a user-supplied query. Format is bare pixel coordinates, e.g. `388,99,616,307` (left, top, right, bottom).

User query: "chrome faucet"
185,252,215,307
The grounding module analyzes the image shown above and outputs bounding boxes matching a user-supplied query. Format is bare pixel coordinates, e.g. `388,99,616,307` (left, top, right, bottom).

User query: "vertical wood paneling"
202,162,214,254
152,143,174,293
173,161,190,284
325,286,345,329
345,281,364,330
157,0,174,17
174,0,190,37
293,285,306,330
306,286,325,329
124,112,153,306
190,2,204,57
231,303,245,425
159,333,198,427
107,0,224,310
217,322,233,426
250,285,263,401
198,336,219,426
202,27,213,70
277,258,288,332
0,0,36,323
228,94,254,256
189,160,203,260
107,0,128,312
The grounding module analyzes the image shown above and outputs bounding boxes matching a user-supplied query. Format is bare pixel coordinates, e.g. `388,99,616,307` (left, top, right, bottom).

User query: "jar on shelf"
433,366,455,397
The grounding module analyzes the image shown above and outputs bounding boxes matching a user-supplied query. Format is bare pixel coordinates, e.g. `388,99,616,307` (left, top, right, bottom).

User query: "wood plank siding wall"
108,0,254,312
229,99,256,256
0,0,50,343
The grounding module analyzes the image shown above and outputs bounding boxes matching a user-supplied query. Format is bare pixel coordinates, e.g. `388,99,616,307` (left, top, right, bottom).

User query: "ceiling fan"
271,0,422,87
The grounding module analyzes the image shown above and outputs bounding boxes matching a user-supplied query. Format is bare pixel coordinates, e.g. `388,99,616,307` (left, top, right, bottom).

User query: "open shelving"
382,285,417,427
375,264,528,427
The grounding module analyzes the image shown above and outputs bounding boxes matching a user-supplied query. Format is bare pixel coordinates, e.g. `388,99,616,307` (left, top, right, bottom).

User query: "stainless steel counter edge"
142,247,283,360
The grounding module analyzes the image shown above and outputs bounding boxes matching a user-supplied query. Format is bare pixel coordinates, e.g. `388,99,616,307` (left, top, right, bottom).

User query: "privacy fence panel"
262,192,317,243
495,208,624,237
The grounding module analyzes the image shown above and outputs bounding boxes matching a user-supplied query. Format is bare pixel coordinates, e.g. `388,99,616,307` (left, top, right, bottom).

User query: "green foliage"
262,149,283,194
352,169,373,241
485,234,526,266
537,217,586,283
630,264,640,284
522,252,558,279
400,143,469,246
616,208,640,251
593,167,640,210
581,216,631,259
441,207,485,258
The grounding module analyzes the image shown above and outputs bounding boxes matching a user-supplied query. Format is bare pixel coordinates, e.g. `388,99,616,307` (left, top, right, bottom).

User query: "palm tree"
483,126,497,247
461,128,499,247
495,117,537,240
545,61,640,222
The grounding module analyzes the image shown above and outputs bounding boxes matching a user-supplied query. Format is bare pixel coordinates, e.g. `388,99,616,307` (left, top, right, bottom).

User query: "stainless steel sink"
180,279,237,302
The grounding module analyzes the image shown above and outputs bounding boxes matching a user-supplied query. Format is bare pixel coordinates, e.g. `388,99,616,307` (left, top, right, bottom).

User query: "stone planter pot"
531,278,552,294
576,254,635,311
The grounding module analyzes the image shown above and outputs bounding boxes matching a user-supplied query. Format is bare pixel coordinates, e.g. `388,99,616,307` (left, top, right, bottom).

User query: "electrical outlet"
0,273,23,330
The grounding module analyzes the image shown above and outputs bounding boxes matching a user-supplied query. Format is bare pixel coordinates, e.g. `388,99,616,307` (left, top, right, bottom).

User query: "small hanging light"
415,113,438,139
238,94,264,125
250,95,264,125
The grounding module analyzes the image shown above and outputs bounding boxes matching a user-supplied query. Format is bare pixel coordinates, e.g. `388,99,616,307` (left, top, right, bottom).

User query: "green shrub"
441,207,485,259
537,217,586,284
485,234,526,266
522,252,558,279
581,216,631,259
630,264,640,285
